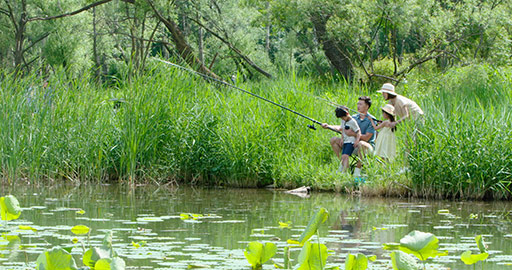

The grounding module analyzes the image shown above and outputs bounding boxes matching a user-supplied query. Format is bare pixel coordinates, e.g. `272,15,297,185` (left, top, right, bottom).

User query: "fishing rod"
154,58,342,134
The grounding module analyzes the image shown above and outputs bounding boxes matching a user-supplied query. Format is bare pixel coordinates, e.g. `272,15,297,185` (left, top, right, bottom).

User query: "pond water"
1,185,512,269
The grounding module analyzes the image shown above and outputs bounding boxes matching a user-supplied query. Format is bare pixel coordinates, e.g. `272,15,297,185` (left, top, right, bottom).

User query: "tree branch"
188,16,273,78
27,0,133,22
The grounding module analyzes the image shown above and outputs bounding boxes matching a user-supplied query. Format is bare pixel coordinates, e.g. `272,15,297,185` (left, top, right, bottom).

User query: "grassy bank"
0,63,511,199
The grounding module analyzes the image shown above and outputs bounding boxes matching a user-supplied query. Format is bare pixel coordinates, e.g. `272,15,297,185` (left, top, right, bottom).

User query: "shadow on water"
1,184,512,269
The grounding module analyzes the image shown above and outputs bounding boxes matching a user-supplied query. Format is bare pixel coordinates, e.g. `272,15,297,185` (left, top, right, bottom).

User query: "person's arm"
369,117,387,130
354,129,361,147
321,123,342,132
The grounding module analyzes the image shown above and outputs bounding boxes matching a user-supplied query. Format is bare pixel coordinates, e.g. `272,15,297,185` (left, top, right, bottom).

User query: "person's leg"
341,154,350,171
355,141,373,168
329,137,343,158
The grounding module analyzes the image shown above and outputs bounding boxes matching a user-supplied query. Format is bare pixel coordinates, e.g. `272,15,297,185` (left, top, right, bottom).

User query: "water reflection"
1,184,511,269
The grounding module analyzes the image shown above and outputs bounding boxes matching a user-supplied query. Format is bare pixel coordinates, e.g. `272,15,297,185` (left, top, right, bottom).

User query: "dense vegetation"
1,0,511,199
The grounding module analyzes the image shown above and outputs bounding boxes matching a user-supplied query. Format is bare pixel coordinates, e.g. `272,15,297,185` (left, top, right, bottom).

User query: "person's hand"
321,123,328,129
354,140,359,148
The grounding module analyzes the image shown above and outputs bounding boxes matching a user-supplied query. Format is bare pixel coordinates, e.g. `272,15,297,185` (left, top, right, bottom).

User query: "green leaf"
460,250,489,265
0,195,22,221
345,253,370,270
71,225,90,235
475,235,487,253
244,242,263,268
36,247,78,270
83,247,112,268
95,257,126,270
398,231,448,261
390,251,419,270
261,242,277,264
298,208,329,245
296,242,329,270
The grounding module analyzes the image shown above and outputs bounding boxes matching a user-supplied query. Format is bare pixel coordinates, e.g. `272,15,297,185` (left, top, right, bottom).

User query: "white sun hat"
376,83,396,95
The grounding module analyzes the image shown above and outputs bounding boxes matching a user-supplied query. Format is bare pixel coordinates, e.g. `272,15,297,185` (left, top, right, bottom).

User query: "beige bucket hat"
381,104,395,116
377,83,396,95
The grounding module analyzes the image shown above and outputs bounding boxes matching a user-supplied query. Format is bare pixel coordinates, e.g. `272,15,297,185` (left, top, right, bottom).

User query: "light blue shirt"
352,113,376,147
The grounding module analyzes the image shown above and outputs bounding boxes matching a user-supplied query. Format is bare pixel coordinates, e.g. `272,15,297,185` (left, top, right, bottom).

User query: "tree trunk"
92,6,102,79
197,13,204,64
311,12,352,80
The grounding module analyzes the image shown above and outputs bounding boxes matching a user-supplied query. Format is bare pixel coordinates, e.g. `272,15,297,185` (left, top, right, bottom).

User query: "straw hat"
381,104,395,116
377,83,396,95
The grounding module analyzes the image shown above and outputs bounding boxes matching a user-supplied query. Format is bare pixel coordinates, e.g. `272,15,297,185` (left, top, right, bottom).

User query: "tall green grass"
0,63,511,199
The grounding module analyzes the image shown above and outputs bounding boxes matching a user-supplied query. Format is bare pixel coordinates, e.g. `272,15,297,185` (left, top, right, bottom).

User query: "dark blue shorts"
342,143,355,156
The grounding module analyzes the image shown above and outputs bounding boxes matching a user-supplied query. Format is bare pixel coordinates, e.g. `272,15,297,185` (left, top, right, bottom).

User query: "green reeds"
0,63,511,199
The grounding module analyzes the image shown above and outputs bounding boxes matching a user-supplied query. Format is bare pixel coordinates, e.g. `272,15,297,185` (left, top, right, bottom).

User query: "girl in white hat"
369,104,397,161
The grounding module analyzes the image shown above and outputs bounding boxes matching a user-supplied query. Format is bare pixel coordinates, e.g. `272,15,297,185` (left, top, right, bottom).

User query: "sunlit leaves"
345,253,376,270
0,195,21,221
296,242,329,270
461,250,489,265
297,208,329,245
390,251,419,270
36,247,78,270
397,231,448,261
460,235,489,265
95,257,126,270
71,225,90,235
244,241,277,269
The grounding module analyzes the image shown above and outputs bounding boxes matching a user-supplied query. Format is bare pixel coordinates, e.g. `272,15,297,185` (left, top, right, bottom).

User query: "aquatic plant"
36,246,78,270
0,195,21,221
344,253,376,270
390,251,419,270
244,241,277,269
460,235,489,269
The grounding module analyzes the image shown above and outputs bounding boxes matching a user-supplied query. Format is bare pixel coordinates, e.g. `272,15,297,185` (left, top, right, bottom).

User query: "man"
321,107,361,172
377,83,424,128
324,96,376,176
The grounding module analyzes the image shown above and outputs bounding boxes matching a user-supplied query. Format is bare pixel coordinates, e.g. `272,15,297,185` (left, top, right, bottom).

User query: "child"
369,104,397,160
322,107,361,172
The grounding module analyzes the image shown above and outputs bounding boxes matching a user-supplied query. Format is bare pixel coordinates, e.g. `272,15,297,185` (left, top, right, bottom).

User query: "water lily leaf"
296,242,328,270
95,257,126,270
187,264,211,268
75,209,85,215
390,251,419,270
244,242,263,268
298,208,329,245
461,250,489,265
345,253,375,270
71,225,90,235
83,247,112,267
399,231,448,261
36,247,78,270
476,235,487,253
383,243,400,250
244,241,276,268
19,225,37,232
279,221,292,228
0,195,22,221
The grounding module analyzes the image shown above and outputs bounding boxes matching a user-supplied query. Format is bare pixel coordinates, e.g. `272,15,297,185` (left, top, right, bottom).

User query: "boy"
322,107,361,172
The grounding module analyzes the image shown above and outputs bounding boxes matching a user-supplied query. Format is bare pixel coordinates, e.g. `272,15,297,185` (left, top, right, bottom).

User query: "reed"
0,63,510,199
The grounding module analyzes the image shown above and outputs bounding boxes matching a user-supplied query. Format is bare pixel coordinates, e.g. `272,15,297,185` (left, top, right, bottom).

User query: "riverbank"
1,63,511,199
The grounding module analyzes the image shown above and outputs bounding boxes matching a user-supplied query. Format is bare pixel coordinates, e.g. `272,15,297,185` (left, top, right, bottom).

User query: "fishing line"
153,58,342,134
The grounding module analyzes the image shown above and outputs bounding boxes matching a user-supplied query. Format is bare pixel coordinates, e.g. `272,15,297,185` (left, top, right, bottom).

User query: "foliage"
36,247,78,270
0,195,22,221
244,241,277,269
383,230,448,261
460,235,489,265
345,253,376,270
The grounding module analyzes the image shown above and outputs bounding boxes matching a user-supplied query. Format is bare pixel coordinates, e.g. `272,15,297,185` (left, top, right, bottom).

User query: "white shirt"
341,118,360,144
